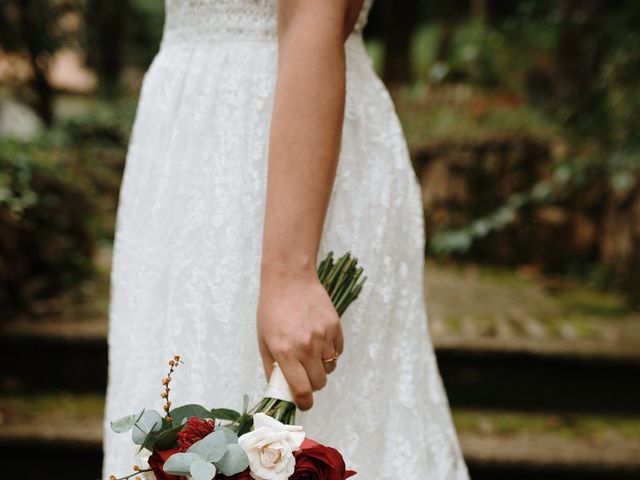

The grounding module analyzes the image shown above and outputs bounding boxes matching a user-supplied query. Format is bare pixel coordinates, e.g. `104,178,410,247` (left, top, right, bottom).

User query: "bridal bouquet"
110,252,365,480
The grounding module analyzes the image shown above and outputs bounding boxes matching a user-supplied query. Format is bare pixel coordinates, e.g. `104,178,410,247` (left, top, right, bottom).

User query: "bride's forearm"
257,1,364,407
260,1,356,276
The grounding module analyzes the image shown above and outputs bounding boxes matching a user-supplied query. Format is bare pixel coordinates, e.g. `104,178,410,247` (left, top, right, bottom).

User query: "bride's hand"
257,264,343,411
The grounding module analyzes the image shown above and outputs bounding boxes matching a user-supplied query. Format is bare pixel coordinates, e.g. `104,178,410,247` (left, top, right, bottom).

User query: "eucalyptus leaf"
141,431,159,452
210,408,241,422
218,426,238,444
155,424,183,450
190,459,216,480
132,409,163,445
110,410,142,433
169,404,211,426
237,414,253,437
163,452,201,475
187,430,228,463
215,444,249,476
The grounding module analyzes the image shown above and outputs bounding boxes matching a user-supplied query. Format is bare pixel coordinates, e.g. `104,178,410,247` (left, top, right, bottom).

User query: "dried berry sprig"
108,355,188,480
161,354,182,425
109,464,152,480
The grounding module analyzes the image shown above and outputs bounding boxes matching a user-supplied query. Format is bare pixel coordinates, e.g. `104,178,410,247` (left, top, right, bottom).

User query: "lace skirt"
103,33,469,480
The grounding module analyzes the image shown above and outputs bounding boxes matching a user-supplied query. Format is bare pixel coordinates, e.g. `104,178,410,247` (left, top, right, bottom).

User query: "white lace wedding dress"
103,1,469,478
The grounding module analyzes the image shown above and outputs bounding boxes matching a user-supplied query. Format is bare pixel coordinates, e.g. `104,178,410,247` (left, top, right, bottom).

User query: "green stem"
116,468,153,480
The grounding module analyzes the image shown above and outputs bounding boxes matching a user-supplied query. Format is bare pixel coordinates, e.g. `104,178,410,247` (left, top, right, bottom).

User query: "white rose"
238,412,305,480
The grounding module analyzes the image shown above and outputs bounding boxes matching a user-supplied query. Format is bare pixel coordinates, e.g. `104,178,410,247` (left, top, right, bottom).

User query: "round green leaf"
190,459,216,480
132,409,163,445
169,404,211,425
154,424,183,450
187,430,228,463
163,452,200,475
110,411,141,434
210,408,241,422
215,444,249,476
218,426,239,444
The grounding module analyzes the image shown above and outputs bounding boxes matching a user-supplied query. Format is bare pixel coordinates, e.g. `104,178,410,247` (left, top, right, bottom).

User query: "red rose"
177,416,215,452
292,439,356,480
148,447,186,480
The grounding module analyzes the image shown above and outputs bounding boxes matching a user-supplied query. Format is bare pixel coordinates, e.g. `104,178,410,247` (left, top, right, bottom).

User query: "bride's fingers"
302,352,328,391
321,343,338,374
332,325,344,356
322,357,337,374
278,357,314,410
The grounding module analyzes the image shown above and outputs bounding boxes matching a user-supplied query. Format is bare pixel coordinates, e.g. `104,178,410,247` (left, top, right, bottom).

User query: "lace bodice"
163,0,375,45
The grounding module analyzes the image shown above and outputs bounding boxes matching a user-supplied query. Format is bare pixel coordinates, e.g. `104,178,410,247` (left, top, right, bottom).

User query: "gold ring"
322,354,339,364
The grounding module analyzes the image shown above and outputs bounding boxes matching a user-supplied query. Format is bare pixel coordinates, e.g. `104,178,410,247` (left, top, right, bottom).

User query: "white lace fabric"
163,0,372,45
103,1,469,479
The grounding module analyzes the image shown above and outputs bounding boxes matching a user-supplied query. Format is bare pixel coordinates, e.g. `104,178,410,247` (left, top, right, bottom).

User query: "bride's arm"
257,0,363,411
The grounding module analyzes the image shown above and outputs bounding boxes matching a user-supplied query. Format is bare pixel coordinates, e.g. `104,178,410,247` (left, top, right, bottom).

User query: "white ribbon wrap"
264,362,294,403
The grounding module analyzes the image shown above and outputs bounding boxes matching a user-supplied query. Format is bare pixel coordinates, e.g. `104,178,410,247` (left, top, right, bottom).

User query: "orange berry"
174,355,181,361
133,465,140,471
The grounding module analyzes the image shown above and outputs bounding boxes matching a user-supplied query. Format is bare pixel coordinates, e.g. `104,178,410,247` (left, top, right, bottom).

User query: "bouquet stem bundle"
317,251,366,316
252,251,366,425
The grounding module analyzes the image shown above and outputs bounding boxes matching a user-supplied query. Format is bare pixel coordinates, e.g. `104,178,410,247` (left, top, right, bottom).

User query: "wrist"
260,250,317,281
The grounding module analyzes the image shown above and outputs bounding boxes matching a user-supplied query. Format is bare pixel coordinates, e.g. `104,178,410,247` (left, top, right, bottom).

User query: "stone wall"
413,135,640,306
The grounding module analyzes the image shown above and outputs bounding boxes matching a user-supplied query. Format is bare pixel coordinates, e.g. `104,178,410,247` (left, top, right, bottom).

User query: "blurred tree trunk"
555,0,610,137
601,184,640,310
434,0,459,64
382,0,419,86
16,0,53,125
86,0,129,95
471,0,487,24
26,49,53,126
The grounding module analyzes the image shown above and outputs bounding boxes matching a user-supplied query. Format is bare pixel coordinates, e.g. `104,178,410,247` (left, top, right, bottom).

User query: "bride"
103,1,469,478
